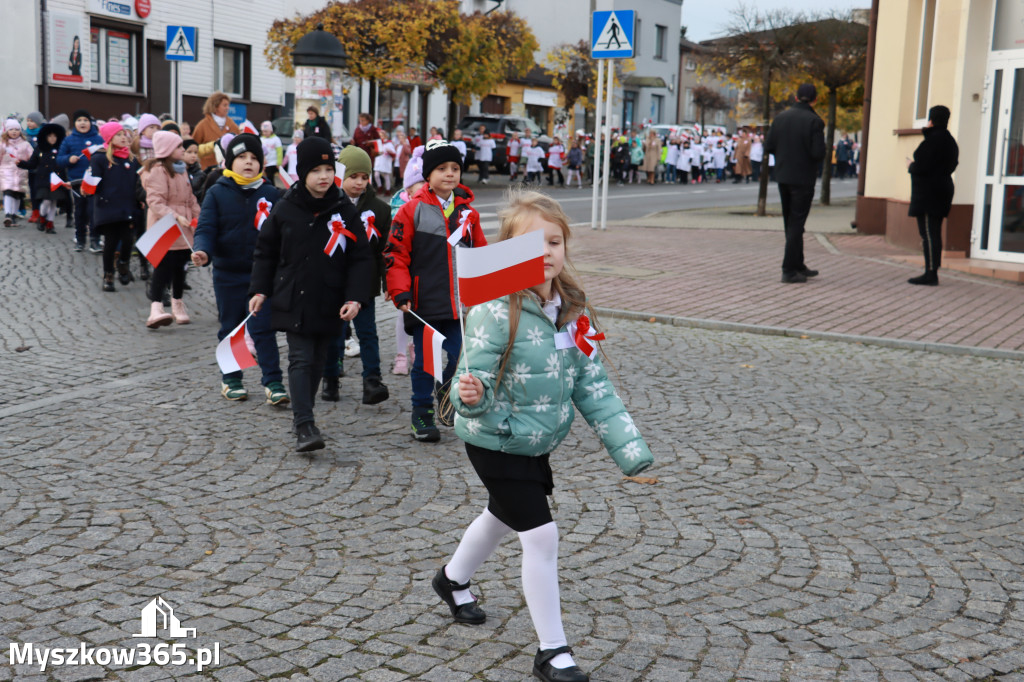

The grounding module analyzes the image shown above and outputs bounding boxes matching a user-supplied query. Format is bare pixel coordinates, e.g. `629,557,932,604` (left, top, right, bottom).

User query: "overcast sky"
682,1,870,42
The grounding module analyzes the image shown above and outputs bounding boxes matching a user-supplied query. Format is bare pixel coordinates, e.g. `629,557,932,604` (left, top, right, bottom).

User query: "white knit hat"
5,118,22,131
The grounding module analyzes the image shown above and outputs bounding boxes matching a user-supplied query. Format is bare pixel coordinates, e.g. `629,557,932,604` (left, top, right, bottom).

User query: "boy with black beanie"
249,136,374,452
384,140,486,442
57,108,104,250
320,145,392,405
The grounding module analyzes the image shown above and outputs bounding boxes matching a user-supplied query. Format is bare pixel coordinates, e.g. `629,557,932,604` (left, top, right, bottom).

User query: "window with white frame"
215,43,247,98
90,25,138,91
915,0,937,121
685,57,697,71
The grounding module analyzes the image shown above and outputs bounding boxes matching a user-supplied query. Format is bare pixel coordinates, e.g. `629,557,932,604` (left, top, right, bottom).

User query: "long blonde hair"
492,188,598,388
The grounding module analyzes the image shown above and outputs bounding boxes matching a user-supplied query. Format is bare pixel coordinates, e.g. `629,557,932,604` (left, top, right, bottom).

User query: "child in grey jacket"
435,190,654,682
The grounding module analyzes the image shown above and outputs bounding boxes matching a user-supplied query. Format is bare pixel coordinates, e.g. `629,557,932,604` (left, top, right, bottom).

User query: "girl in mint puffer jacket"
433,190,653,682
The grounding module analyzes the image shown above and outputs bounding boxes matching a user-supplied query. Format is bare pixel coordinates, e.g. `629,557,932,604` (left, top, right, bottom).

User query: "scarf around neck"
111,146,130,159
223,169,264,187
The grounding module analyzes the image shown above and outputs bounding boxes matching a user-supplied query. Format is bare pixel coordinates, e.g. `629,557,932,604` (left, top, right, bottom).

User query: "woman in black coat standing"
906,105,958,286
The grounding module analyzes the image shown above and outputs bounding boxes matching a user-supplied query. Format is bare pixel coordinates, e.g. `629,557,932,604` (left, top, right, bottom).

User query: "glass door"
973,58,1024,262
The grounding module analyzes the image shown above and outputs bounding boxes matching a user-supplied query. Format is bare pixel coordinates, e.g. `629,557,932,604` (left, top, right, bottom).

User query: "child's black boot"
362,375,389,405
411,406,440,442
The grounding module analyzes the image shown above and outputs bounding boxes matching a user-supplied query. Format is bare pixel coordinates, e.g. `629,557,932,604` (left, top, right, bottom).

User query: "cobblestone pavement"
3,226,1024,681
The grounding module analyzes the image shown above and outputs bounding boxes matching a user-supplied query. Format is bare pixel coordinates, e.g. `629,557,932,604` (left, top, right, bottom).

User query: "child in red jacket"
384,140,486,442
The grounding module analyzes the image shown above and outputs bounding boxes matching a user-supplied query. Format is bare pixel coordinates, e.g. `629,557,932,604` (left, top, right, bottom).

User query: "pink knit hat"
403,145,425,188
137,113,161,133
152,131,182,159
99,121,123,144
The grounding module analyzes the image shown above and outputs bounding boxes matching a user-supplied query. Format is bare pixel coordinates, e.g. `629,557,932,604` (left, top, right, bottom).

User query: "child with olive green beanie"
320,145,391,405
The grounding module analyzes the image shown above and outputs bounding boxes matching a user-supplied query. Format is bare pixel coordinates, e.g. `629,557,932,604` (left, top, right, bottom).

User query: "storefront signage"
523,88,558,108
89,0,145,21
48,11,90,89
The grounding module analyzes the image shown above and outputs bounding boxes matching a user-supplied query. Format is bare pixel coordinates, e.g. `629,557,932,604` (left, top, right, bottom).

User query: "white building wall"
0,8,40,118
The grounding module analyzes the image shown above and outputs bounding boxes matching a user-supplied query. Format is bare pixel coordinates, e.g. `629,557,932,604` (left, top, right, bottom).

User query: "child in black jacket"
22,123,67,233
91,121,140,292
249,136,374,452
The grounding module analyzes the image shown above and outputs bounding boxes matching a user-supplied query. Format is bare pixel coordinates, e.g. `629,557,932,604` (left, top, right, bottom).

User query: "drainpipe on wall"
853,0,879,231
40,0,49,117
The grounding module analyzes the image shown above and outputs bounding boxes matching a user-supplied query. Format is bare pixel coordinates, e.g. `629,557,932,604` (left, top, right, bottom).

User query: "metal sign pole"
599,59,614,231
590,58,604,229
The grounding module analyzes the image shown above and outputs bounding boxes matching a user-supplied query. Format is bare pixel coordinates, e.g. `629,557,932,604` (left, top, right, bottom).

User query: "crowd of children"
2,104,660,681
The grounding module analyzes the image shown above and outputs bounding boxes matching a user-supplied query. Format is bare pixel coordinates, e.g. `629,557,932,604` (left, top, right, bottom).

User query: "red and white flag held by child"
254,198,272,231
455,229,545,307
324,213,356,256
135,213,182,267
241,120,258,135
334,162,346,188
360,210,379,241
216,315,258,374
80,168,100,195
81,144,103,160
421,321,447,384
446,208,475,246
277,170,295,188
49,173,68,192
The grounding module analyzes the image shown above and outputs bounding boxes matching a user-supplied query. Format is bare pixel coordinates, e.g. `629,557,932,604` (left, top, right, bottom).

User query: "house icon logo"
133,597,197,638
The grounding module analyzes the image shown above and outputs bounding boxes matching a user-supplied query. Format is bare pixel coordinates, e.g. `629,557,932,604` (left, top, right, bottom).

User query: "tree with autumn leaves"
702,7,868,212
265,0,537,136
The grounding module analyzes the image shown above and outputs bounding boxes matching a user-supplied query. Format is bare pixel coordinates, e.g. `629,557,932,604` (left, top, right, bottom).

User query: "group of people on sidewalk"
767,83,958,286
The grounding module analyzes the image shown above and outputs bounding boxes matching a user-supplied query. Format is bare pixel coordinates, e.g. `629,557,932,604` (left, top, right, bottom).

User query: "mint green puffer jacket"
451,295,653,476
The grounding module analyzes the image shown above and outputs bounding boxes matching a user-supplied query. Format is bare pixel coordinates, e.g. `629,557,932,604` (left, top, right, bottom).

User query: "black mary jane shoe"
432,567,486,624
533,646,589,682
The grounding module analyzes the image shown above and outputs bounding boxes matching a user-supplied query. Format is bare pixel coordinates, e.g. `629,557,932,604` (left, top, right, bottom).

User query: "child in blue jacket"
58,109,104,251
192,133,287,405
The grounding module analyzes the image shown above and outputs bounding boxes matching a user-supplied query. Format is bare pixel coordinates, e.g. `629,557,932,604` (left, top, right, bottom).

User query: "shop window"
650,95,664,124
622,91,636,129
90,25,138,91
915,0,936,122
379,87,410,132
215,42,248,99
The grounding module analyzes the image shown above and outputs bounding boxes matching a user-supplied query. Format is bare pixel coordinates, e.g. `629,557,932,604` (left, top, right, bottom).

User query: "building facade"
461,0,682,132
858,0,1024,265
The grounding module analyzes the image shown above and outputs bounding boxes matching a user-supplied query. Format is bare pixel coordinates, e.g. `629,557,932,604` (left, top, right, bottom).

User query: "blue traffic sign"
165,26,198,62
591,10,635,59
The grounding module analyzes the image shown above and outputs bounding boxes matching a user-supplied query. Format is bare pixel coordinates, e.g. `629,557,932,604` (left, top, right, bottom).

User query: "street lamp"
292,23,349,141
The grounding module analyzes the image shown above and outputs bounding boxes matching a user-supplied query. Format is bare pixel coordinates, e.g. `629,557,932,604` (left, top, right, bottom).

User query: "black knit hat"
71,109,91,123
421,139,463,180
296,136,335,181
224,133,264,171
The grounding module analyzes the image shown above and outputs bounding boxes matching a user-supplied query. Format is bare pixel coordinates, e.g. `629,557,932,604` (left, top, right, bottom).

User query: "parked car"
457,114,552,173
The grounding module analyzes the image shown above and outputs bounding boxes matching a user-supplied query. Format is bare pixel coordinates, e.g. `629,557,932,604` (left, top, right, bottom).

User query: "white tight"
375,171,391,192
445,513,576,669
566,169,581,187
39,200,57,221
3,195,19,215
394,316,410,355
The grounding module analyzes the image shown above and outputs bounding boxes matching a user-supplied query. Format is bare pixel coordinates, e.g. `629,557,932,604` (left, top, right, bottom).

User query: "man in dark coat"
303,105,332,142
906,105,958,286
765,83,827,283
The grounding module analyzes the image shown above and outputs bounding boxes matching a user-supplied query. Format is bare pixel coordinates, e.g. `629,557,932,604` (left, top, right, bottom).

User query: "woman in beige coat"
733,128,753,183
191,92,240,169
642,130,662,184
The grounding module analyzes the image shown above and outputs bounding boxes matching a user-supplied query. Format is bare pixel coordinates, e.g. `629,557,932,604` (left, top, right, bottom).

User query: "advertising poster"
50,11,90,88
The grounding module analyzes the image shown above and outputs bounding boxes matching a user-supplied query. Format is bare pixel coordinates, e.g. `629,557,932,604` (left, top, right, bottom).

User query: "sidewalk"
578,199,1024,357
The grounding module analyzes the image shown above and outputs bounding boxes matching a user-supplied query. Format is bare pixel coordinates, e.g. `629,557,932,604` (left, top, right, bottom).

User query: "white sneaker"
344,338,361,357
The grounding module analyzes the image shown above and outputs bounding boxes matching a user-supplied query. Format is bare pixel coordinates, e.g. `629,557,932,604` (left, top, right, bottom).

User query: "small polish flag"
241,120,259,135
360,210,379,241
456,229,545,307
446,208,474,246
334,162,346,188
324,213,356,256
420,321,447,384
278,170,295,188
135,213,182,267
81,144,103,159
216,317,258,374
49,172,68,192
255,198,272,231
80,168,100,195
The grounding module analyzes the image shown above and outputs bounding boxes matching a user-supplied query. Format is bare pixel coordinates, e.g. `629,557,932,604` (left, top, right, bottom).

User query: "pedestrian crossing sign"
165,26,198,62
591,10,635,59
